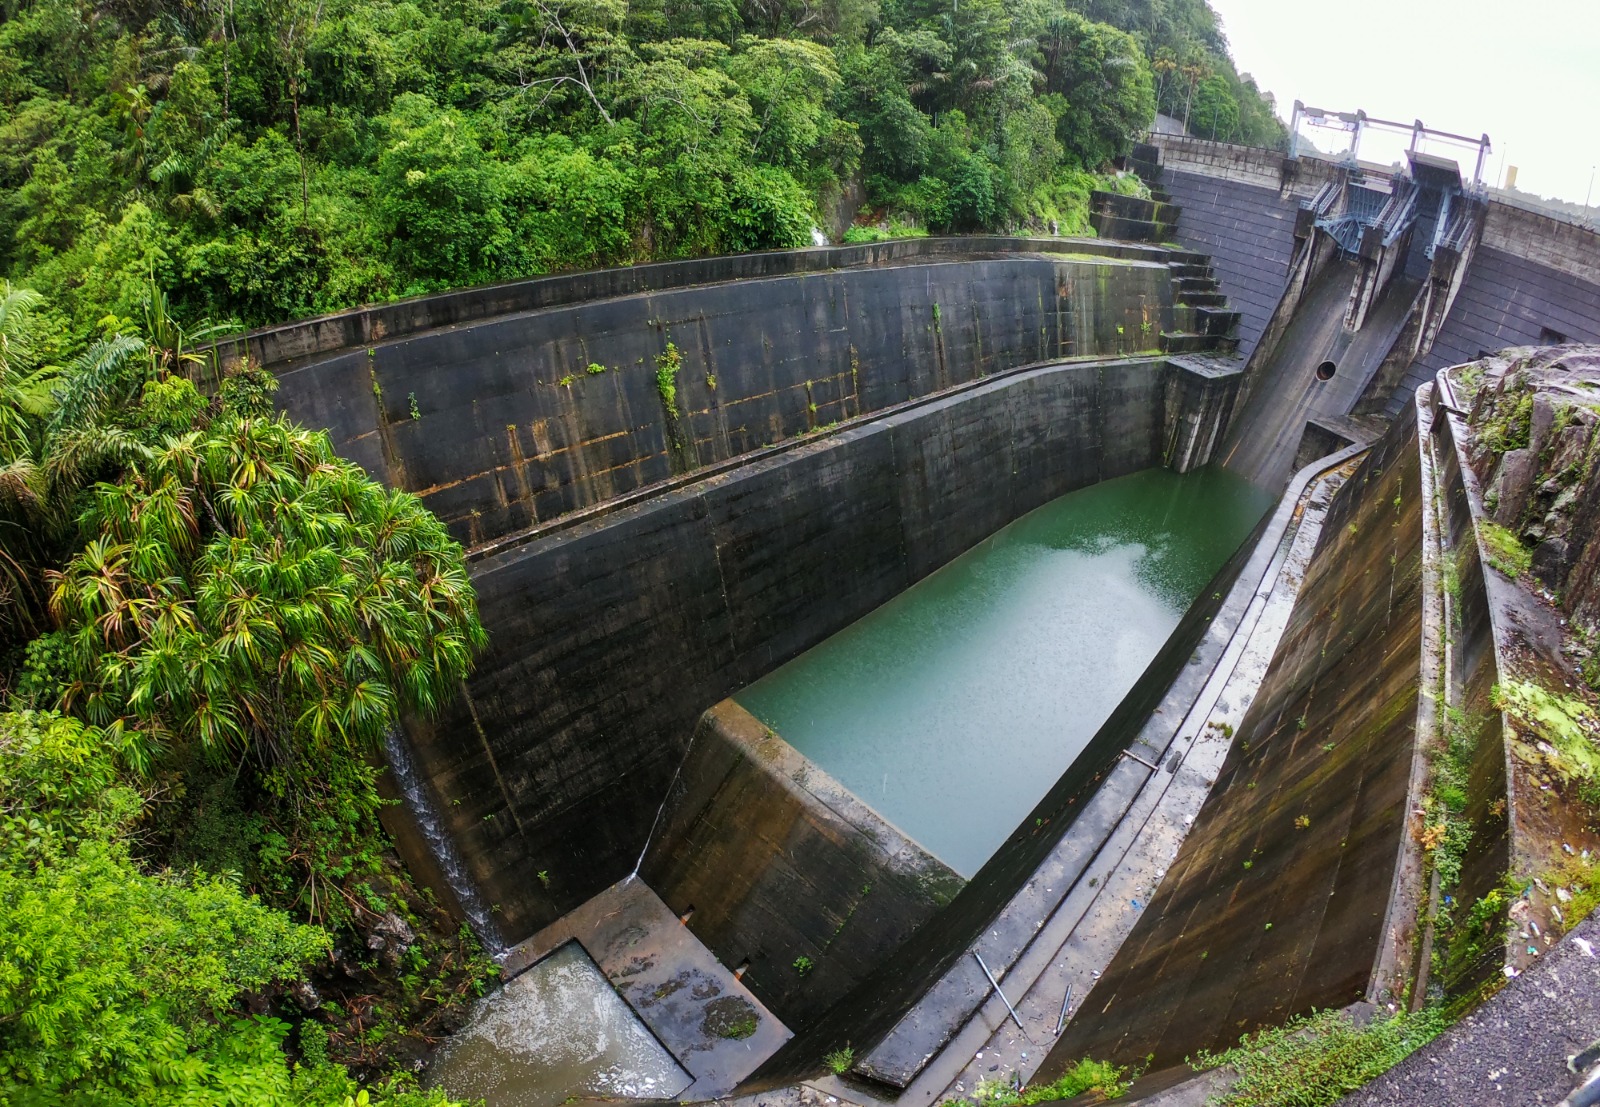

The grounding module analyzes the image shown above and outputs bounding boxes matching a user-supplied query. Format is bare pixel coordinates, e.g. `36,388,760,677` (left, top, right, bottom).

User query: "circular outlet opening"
1315,360,1337,382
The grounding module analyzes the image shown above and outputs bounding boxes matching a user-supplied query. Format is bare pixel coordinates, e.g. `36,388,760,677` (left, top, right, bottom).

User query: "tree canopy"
0,0,1283,347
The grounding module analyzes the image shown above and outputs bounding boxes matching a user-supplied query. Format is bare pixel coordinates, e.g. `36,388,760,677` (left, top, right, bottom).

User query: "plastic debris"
1575,938,1595,958
1504,964,1520,979
1558,887,1573,903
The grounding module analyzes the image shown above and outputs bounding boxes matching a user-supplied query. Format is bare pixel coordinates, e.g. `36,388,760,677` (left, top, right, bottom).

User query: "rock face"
1463,346,1600,638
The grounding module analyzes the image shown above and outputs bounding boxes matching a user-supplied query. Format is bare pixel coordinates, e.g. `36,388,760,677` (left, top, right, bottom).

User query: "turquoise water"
735,466,1273,877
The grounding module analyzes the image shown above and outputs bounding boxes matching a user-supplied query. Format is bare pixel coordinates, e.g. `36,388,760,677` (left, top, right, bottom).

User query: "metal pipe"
973,951,1025,1032
1054,983,1073,1036
1121,748,1161,771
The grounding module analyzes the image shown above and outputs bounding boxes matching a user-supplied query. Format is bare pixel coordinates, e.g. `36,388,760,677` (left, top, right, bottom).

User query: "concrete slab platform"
504,875,792,1098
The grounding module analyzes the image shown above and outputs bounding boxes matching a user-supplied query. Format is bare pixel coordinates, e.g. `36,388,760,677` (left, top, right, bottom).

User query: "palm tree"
0,312,149,647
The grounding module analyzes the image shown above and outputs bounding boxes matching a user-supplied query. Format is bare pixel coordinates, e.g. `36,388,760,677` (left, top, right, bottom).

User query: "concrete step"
1176,290,1228,308
1176,276,1220,294
1090,212,1177,242
1148,188,1173,204
1167,262,1213,280
1160,331,1217,354
1195,306,1242,337
1091,190,1181,225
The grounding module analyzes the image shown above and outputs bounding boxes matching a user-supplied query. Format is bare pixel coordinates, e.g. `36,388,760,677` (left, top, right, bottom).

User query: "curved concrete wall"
272,243,1191,548
396,355,1203,945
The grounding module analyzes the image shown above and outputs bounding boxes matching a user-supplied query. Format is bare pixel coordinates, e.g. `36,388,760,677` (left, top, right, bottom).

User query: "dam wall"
1041,404,1426,1072
271,244,1186,548
1385,206,1600,412
400,355,1213,944
1141,134,1600,422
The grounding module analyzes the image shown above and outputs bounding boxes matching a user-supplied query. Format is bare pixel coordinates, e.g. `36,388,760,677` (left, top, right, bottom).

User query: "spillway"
736,466,1271,876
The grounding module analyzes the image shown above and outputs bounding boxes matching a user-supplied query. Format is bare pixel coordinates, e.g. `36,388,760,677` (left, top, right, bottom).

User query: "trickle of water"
384,725,508,961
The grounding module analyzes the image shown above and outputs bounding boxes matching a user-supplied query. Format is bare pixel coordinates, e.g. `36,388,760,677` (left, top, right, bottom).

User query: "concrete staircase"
1103,143,1241,357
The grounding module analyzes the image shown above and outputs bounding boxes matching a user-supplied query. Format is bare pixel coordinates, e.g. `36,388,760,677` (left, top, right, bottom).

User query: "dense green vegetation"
0,0,1282,348
1191,1007,1449,1107
0,283,492,1100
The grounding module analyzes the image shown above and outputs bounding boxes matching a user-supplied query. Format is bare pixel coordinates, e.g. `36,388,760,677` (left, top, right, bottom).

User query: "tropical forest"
0,0,1281,1099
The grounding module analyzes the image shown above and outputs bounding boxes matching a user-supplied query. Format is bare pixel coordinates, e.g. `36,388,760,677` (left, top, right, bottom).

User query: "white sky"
1206,0,1600,205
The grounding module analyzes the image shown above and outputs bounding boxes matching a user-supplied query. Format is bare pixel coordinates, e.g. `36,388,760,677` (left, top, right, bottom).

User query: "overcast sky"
1205,0,1600,205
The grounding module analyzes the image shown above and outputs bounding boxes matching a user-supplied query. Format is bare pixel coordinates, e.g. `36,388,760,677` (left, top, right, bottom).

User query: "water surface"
428,942,691,1107
735,466,1272,877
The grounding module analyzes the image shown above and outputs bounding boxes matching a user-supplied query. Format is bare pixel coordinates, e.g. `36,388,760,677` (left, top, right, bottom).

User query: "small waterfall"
384,726,509,961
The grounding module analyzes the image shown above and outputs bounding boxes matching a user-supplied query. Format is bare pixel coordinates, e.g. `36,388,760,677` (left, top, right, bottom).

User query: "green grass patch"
1192,1008,1449,1106
842,221,929,243
1495,679,1600,789
1478,521,1532,579
949,1058,1135,1106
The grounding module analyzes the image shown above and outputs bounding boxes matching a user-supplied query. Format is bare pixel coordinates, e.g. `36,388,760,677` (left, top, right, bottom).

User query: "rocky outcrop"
1463,346,1600,637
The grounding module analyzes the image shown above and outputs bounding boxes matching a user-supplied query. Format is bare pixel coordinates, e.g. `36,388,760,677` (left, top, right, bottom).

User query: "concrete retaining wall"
1426,401,1512,993
401,356,1205,944
1387,242,1600,413
639,701,964,1028
273,247,1183,548
1042,407,1425,1070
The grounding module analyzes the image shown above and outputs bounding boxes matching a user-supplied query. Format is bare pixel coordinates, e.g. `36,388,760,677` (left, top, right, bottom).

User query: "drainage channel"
856,442,1369,1107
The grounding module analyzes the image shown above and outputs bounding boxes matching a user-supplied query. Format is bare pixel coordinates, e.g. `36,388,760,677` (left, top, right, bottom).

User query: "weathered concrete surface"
403,357,1195,946
276,249,1187,547
1217,255,1421,491
640,702,963,1029
1339,908,1600,1107
1041,407,1425,1071
235,236,1190,372
501,875,790,1098
1388,247,1600,415
1162,355,1242,472
1426,382,1515,993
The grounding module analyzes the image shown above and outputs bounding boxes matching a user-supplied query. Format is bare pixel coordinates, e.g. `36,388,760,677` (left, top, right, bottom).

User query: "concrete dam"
252,124,1600,1105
